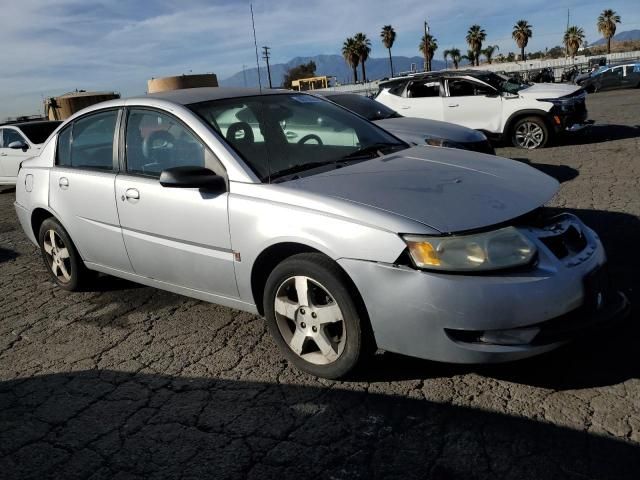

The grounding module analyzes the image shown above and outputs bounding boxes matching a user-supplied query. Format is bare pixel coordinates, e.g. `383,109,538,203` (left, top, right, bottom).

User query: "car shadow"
1,370,638,479
353,208,639,390
0,247,19,263
563,124,640,146
84,273,145,293
511,157,579,183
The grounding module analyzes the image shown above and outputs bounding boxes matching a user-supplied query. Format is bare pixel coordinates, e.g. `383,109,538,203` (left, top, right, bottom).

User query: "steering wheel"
142,130,175,159
298,134,323,145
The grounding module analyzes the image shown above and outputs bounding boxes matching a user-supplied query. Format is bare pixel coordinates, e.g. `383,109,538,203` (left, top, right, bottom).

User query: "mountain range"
220,54,446,88
592,29,640,45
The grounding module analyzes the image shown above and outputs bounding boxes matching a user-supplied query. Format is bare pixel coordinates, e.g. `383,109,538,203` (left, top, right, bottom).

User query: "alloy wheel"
274,275,346,365
515,121,545,149
42,229,72,283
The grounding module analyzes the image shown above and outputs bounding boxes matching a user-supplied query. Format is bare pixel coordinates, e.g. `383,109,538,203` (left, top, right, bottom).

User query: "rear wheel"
38,218,91,291
264,253,372,379
511,116,550,149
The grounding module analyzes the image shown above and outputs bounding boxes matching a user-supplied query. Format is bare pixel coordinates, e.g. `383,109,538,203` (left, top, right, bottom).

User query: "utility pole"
565,9,570,57
423,21,430,72
262,46,272,88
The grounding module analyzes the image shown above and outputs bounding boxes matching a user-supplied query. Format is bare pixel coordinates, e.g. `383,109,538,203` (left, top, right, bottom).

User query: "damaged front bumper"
338,214,630,364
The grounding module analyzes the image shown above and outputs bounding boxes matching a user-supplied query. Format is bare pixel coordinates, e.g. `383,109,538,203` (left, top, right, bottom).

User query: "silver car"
314,91,495,154
14,88,627,379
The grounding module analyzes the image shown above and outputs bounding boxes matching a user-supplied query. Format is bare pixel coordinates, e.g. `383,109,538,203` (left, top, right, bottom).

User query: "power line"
250,3,261,91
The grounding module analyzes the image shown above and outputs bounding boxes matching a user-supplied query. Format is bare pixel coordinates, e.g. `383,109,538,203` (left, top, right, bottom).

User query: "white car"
376,70,591,149
0,121,61,185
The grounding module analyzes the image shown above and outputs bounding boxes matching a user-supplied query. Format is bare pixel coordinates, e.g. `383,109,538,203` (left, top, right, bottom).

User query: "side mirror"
159,166,226,192
8,140,29,151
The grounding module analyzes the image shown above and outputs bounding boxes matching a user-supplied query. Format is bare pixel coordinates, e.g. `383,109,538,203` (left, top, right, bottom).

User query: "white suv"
0,121,61,185
375,70,590,149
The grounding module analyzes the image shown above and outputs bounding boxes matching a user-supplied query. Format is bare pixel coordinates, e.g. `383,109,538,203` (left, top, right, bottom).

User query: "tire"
511,116,550,149
38,218,91,291
263,253,372,379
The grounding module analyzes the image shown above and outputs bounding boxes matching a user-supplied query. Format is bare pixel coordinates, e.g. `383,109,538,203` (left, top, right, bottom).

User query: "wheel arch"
31,207,55,241
250,242,371,330
504,109,552,136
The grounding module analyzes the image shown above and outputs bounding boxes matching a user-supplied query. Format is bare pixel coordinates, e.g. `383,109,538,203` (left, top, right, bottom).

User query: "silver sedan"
14,88,628,378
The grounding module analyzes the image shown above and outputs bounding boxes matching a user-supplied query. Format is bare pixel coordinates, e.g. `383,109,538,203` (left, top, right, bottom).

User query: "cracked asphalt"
1,89,639,479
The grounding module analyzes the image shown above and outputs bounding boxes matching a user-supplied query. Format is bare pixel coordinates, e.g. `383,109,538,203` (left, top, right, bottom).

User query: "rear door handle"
447,104,459,108
124,188,140,201
400,106,411,109
59,177,69,189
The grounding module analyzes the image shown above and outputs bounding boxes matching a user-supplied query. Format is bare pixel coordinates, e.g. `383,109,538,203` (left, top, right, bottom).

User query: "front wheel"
38,218,91,291
511,116,550,149
263,253,372,379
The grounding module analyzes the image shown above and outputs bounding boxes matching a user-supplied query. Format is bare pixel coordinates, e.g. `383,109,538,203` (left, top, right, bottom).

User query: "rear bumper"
14,201,37,246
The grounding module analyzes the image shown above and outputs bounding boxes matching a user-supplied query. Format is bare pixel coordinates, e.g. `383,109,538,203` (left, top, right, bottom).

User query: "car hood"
287,146,558,233
373,117,487,144
518,82,583,99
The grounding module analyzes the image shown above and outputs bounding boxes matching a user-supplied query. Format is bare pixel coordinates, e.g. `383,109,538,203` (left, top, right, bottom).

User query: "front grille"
540,224,587,259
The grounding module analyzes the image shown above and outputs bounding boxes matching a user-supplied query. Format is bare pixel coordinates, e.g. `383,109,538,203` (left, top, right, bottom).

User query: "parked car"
528,68,555,83
314,91,495,154
0,120,61,185
578,63,640,92
14,88,628,378
375,70,591,149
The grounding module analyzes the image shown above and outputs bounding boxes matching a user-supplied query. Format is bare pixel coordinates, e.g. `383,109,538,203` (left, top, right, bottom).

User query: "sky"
1,0,639,119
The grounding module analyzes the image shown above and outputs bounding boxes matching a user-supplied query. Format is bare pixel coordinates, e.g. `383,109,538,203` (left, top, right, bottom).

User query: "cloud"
1,0,638,118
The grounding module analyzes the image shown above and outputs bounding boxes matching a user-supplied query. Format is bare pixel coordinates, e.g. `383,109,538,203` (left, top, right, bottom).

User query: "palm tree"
353,32,371,82
465,25,486,66
597,9,621,54
512,20,533,61
342,37,360,83
380,25,396,77
482,45,499,64
461,49,476,66
564,26,585,58
443,48,461,69
419,34,438,71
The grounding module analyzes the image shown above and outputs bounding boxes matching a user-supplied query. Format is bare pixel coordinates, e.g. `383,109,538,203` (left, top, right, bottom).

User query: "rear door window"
63,110,118,170
406,80,441,98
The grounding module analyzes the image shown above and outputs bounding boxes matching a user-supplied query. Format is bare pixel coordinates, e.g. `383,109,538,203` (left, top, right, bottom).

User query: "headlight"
424,137,463,149
402,226,537,272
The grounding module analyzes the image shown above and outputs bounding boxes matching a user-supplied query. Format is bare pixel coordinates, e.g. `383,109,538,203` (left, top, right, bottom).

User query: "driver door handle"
124,188,140,201
447,104,459,108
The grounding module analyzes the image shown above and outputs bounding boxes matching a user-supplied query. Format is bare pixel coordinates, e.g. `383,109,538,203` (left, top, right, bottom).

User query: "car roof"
0,120,61,128
380,70,493,86
138,87,292,106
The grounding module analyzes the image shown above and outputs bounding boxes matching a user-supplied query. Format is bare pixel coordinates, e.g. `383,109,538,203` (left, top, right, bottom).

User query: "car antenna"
250,4,262,93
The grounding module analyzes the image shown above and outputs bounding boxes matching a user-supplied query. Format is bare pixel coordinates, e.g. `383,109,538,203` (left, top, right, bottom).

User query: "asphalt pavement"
1,89,639,479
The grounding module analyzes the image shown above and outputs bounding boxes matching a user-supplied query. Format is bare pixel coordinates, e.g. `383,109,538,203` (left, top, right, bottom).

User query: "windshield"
324,94,400,121
474,72,531,94
189,94,407,182
17,122,61,144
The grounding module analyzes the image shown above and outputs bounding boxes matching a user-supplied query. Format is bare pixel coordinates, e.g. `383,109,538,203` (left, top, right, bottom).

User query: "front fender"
228,190,411,304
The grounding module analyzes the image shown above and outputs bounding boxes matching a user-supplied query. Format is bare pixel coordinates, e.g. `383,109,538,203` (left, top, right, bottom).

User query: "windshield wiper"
266,161,337,182
341,142,405,160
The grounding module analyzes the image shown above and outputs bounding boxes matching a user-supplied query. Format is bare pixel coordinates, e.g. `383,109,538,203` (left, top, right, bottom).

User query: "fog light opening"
479,327,541,345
